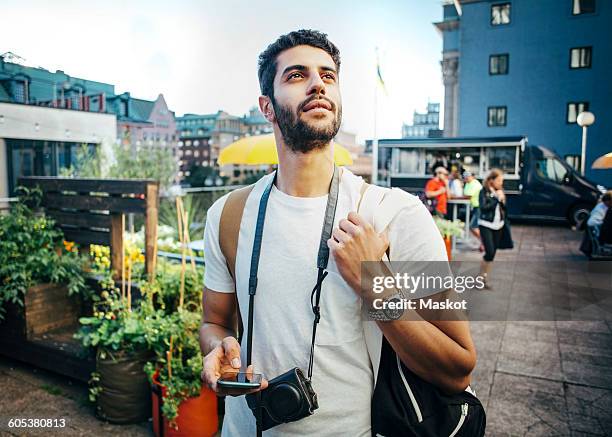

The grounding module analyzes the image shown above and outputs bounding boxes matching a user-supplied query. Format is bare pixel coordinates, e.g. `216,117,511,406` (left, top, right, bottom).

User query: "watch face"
383,297,403,321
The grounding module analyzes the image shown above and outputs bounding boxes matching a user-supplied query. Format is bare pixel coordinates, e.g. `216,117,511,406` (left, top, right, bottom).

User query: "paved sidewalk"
457,225,612,436
0,356,151,436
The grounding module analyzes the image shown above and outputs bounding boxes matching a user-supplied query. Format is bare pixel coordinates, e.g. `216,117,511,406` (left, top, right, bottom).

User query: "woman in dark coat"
478,168,512,287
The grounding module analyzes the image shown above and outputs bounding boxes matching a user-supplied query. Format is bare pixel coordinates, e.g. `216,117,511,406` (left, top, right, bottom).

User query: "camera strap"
246,165,339,436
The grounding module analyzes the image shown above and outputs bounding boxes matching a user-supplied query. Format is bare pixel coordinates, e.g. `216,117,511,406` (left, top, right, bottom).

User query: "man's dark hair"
257,29,341,101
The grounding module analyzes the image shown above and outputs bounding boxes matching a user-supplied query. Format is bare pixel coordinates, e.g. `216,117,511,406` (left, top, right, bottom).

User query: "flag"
376,50,387,95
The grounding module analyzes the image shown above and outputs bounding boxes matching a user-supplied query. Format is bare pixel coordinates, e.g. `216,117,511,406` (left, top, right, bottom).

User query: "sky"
1,0,445,144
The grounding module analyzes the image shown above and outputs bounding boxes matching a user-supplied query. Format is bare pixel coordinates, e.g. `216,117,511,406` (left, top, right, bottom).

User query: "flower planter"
151,371,218,437
1,283,80,340
444,236,452,261
96,349,152,424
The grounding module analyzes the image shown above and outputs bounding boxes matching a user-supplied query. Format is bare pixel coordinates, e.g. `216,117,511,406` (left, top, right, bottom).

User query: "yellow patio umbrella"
218,133,353,166
592,152,612,169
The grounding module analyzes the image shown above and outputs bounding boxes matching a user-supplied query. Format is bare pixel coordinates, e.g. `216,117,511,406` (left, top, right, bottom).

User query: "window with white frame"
491,3,511,25
573,0,595,15
570,47,592,68
487,106,507,127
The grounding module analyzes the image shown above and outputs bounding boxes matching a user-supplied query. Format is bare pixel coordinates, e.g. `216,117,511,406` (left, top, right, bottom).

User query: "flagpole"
372,49,379,185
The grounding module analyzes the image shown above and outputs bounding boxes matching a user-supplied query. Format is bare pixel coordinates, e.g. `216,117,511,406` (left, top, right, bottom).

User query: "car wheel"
569,204,591,227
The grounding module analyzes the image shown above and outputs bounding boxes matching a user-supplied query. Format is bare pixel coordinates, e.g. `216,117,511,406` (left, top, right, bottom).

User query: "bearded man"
200,29,476,436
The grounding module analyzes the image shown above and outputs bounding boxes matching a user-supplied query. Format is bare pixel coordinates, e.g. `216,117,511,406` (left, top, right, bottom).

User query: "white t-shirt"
478,190,505,230
204,169,448,437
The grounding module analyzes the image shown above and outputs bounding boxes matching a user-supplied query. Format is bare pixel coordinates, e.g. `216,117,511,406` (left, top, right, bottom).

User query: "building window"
573,0,595,15
491,3,511,25
487,106,507,127
489,54,509,75
565,154,581,171
567,102,589,123
570,47,592,68
11,81,28,103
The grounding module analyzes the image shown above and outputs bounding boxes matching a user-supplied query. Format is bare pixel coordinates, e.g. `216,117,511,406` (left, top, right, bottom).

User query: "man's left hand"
328,212,389,295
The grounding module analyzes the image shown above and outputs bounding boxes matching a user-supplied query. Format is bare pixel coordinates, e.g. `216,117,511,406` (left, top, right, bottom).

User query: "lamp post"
577,111,595,176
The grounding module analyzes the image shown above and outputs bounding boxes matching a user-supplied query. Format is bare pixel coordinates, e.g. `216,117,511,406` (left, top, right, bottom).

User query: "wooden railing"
18,177,159,280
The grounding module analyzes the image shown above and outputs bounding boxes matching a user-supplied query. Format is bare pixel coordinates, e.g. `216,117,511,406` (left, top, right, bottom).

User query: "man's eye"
288,73,303,80
323,73,336,81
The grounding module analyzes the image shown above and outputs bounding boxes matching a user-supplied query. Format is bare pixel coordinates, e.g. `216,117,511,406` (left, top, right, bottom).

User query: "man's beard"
273,96,342,154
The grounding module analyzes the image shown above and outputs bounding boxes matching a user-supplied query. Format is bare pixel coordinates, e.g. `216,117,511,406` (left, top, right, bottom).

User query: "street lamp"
577,111,595,176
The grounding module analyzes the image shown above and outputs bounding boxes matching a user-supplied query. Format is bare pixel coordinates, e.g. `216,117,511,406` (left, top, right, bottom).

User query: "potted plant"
75,238,151,424
433,217,464,260
141,261,218,436
0,187,90,337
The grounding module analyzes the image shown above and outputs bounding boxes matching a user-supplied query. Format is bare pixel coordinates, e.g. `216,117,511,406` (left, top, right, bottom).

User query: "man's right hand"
201,336,268,396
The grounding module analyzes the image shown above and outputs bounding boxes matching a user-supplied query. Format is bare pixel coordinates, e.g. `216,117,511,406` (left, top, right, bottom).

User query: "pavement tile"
556,321,611,334
562,361,612,388
504,322,558,343
560,343,612,364
497,339,563,381
485,373,570,436
470,321,505,352
471,355,495,409
565,383,612,436
558,329,612,350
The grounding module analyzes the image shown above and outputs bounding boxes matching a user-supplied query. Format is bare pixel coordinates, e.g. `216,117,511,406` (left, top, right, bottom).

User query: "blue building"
436,0,611,186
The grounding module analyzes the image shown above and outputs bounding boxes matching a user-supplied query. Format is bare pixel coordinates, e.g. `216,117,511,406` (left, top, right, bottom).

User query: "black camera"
246,367,318,431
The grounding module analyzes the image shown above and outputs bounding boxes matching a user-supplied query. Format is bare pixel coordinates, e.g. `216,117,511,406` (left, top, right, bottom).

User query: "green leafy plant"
62,142,177,191
74,282,148,356
0,187,90,321
136,259,205,425
434,216,465,239
143,309,204,425
60,143,105,178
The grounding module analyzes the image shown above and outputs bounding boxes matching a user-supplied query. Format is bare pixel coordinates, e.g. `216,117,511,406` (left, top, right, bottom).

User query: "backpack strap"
358,182,414,383
219,184,255,339
219,184,255,280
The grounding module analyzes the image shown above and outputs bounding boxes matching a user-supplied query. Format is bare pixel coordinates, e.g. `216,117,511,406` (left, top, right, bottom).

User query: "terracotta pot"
152,370,218,437
444,236,452,261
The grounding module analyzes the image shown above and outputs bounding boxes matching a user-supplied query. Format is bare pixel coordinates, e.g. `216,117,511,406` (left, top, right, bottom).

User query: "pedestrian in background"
463,171,483,250
478,168,512,287
425,166,450,217
449,168,464,198
587,190,612,244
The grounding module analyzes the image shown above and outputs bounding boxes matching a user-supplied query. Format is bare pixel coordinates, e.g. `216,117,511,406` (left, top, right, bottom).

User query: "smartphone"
217,372,263,390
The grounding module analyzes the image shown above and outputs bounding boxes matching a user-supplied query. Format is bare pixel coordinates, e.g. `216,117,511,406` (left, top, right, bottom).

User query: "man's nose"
306,74,326,96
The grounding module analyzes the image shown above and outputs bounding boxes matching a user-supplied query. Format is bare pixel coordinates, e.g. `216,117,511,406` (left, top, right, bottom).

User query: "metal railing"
0,197,18,214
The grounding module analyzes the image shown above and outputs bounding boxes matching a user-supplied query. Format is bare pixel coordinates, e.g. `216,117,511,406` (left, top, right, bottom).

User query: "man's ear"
258,96,275,123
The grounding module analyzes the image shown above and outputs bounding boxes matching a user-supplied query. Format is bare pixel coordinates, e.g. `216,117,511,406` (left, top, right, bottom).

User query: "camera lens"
267,384,304,421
